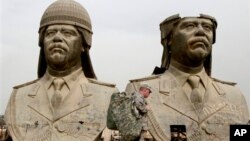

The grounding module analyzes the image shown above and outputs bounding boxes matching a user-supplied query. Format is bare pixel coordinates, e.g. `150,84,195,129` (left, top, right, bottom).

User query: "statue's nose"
53,32,63,42
195,25,205,36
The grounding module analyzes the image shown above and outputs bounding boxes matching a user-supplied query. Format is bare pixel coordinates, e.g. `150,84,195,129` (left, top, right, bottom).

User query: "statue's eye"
203,24,212,31
62,30,76,37
63,31,73,37
45,30,56,37
185,23,195,30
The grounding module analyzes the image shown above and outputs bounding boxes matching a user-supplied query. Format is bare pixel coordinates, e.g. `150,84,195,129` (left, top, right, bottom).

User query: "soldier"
4,0,117,141
123,14,249,140
131,83,152,141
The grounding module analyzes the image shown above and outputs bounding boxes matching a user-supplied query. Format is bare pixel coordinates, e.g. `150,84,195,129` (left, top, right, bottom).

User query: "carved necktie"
188,75,202,104
51,78,65,109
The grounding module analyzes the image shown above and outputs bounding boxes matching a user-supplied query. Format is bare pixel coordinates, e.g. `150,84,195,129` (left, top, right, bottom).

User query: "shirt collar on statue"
168,64,208,89
43,68,86,90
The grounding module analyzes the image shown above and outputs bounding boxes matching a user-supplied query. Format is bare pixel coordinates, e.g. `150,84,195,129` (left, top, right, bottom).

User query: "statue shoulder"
13,79,40,89
211,77,237,86
211,77,241,96
86,79,118,95
126,75,160,93
129,74,161,83
87,78,116,88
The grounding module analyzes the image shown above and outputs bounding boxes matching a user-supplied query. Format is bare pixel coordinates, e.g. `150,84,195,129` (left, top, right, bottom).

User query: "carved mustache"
48,43,68,52
189,37,210,48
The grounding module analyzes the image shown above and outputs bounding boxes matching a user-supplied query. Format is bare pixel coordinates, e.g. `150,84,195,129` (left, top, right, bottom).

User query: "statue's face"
43,24,83,70
170,17,213,67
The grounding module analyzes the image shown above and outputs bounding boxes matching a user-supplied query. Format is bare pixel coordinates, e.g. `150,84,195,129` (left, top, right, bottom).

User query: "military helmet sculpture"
38,0,96,79
153,14,217,76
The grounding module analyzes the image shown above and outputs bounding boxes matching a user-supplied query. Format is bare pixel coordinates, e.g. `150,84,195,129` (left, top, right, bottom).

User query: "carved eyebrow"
180,20,197,25
46,25,59,30
46,29,57,33
180,20,213,27
61,28,75,31
201,22,213,26
178,21,197,28
61,28,78,34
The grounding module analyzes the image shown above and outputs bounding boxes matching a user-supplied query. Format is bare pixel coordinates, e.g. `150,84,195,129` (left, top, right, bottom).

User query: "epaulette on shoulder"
129,74,160,83
211,77,237,86
13,79,40,89
88,78,116,88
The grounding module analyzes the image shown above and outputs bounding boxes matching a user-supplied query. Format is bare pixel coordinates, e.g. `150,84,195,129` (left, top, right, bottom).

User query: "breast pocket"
23,115,51,141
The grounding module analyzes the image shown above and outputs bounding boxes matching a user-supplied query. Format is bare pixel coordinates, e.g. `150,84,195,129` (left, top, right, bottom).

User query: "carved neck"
171,60,203,74
47,64,82,77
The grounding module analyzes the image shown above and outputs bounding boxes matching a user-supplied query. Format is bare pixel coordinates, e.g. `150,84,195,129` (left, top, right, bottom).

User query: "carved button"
200,122,206,129
54,123,66,132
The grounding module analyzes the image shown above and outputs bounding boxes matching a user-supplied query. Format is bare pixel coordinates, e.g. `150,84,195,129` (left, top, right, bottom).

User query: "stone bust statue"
108,14,249,141
4,0,117,141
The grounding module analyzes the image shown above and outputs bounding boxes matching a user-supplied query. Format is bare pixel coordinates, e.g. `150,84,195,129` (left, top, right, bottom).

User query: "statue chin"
47,54,67,65
189,49,209,62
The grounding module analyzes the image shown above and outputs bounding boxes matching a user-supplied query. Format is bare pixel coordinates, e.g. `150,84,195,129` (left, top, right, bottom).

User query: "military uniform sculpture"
108,14,249,141
4,0,117,141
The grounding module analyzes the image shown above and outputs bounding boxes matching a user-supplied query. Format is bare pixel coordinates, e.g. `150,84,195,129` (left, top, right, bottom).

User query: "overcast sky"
0,0,249,115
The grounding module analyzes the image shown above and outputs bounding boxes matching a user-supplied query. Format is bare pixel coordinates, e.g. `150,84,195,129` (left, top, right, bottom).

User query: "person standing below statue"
3,0,117,141
110,14,249,141
131,83,152,141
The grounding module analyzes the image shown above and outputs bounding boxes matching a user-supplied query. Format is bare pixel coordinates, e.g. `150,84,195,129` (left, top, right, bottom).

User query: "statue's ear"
167,34,173,47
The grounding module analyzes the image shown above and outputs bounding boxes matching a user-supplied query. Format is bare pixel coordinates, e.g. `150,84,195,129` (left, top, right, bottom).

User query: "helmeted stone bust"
108,14,249,141
4,0,117,141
